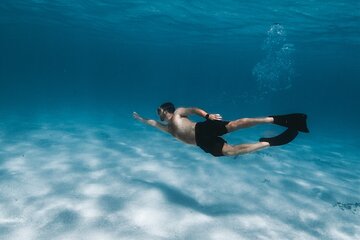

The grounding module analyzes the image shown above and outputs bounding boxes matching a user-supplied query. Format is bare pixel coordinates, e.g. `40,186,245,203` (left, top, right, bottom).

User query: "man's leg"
222,142,270,156
226,117,273,133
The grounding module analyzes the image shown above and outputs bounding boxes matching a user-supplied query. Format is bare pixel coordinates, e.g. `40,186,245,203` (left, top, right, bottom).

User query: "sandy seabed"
0,118,359,240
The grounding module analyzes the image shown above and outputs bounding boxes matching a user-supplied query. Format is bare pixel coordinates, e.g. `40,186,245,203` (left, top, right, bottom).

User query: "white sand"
0,118,359,239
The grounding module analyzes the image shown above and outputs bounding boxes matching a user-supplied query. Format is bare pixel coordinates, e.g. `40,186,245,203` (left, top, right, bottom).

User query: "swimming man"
133,102,309,157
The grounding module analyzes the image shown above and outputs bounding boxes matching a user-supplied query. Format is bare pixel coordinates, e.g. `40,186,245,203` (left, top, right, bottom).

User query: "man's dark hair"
158,102,175,113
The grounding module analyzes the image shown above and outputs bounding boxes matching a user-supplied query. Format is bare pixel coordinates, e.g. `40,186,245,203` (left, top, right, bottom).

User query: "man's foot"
259,128,299,146
270,113,309,133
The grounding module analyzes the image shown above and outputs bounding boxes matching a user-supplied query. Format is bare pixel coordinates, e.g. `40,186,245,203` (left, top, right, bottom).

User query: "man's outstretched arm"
176,107,223,120
133,112,169,133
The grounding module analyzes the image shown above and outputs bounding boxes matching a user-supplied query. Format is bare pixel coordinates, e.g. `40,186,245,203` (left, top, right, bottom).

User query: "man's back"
167,109,196,145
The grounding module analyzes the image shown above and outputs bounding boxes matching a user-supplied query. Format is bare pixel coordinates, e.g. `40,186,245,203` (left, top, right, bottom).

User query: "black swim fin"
259,128,299,146
270,113,310,133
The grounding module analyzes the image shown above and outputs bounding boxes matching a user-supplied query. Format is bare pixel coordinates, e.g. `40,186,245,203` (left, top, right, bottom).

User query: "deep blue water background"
0,0,359,131
1,2,360,239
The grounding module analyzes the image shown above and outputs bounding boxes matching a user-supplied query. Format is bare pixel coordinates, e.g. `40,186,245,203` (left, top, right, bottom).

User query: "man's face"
157,108,166,121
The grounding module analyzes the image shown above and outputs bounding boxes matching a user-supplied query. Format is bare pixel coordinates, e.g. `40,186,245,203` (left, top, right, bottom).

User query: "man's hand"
208,113,223,121
133,112,168,133
133,112,144,122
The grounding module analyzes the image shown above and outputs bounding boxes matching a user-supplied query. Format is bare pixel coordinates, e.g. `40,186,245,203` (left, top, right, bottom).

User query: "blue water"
1,1,360,239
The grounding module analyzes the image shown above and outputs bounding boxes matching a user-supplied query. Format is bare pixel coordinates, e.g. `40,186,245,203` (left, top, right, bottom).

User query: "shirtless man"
133,102,309,157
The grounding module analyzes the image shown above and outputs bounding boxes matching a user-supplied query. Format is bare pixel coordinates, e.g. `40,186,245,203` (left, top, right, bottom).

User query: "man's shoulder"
175,107,186,112
174,107,191,115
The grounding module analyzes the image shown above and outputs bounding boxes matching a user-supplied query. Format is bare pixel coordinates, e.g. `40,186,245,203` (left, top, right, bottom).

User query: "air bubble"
253,24,295,95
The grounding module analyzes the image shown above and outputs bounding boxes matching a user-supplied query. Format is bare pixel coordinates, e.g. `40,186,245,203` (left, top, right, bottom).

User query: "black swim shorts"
195,119,230,157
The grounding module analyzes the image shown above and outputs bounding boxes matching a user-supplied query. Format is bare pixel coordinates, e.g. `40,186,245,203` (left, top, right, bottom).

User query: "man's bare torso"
167,112,196,145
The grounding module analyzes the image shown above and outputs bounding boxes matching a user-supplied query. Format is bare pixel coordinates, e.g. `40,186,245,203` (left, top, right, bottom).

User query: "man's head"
157,102,175,121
